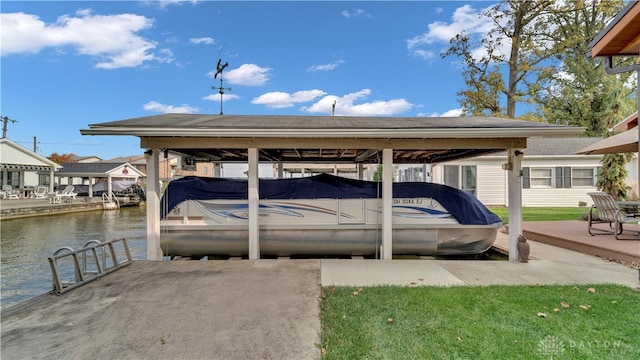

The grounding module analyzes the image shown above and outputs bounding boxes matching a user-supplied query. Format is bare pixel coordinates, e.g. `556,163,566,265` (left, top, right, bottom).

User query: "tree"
373,164,383,182
442,0,554,118
48,152,76,164
533,0,635,199
534,0,634,135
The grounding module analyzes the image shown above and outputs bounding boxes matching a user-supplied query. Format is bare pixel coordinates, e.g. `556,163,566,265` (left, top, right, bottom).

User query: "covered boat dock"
81,114,583,261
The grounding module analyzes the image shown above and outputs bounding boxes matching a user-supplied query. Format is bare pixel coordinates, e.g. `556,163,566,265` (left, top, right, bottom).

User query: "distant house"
0,138,61,193
431,137,638,207
54,162,146,197
72,155,103,163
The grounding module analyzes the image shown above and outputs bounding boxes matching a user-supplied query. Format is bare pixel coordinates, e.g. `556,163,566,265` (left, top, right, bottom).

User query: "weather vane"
211,50,231,115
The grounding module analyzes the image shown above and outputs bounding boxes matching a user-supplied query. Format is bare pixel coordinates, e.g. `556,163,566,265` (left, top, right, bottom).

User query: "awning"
575,130,638,154
0,164,55,171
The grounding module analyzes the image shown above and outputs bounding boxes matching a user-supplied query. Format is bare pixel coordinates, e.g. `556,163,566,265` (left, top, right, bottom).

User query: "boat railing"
48,238,132,295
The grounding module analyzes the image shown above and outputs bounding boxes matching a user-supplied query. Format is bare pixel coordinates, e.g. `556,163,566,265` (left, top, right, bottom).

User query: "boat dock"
0,197,139,219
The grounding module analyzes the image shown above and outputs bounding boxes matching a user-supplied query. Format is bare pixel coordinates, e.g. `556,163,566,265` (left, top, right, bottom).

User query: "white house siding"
433,155,617,207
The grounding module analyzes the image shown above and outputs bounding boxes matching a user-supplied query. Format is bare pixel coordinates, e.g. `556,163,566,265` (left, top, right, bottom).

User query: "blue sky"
1,1,502,160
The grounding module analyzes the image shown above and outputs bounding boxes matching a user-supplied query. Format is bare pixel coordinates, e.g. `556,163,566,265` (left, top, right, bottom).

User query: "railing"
102,192,120,209
48,238,132,295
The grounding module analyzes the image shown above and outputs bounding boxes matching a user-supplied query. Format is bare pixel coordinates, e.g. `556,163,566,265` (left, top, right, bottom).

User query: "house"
72,155,103,163
54,162,146,198
0,138,61,194
431,137,638,207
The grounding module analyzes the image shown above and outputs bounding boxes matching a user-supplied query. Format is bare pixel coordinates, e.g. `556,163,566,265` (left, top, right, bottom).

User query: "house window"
530,168,552,187
39,174,49,185
572,168,595,187
523,167,595,188
6,171,19,187
444,165,477,195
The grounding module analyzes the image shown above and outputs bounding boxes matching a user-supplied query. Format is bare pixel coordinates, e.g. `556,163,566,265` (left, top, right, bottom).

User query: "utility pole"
211,54,232,115
1,116,18,138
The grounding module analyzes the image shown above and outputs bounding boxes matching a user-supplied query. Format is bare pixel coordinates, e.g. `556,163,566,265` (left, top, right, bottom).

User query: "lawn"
320,284,640,359
488,207,589,224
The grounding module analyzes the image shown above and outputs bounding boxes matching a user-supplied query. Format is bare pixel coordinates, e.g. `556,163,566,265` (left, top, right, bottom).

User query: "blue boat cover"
160,174,502,225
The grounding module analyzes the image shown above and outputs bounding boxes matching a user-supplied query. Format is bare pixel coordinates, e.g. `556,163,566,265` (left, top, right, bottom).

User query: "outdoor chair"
1,185,20,199
587,192,639,240
58,185,77,203
33,186,47,199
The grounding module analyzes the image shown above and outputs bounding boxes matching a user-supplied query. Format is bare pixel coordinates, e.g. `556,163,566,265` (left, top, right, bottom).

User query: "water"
0,207,147,309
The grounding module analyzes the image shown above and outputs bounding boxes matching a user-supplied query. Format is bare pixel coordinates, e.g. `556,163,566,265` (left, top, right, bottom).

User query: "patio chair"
587,192,639,240
1,185,20,199
33,186,48,199
59,185,77,203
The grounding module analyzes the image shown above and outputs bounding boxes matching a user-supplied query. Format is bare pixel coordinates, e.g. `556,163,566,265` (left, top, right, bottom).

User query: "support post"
48,168,54,192
145,149,162,261
248,148,260,259
382,148,393,260
507,149,523,262
107,174,113,199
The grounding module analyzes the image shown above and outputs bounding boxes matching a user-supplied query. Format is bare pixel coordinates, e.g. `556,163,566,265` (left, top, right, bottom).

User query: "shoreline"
0,197,143,220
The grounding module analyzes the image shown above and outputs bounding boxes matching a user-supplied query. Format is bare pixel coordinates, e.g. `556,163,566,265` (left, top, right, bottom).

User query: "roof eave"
81,127,585,138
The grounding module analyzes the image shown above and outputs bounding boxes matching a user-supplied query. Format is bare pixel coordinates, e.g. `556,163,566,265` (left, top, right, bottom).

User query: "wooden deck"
520,220,640,266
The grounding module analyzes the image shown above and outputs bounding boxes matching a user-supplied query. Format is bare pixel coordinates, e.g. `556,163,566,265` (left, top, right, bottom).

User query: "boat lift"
48,238,132,295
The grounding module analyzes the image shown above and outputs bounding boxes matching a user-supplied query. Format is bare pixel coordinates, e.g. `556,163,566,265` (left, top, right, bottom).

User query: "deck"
519,220,639,266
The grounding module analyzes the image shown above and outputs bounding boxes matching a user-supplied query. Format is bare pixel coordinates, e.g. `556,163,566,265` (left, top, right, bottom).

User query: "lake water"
1,207,147,309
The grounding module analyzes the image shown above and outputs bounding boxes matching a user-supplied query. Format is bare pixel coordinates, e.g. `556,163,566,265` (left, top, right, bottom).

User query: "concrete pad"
321,259,464,287
1,260,321,360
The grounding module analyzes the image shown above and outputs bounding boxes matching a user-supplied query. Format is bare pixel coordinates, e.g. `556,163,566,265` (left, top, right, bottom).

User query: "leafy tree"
535,0,634,135
373,164,383,182
533,0,635,199
48,152,76,164
596,153,633,200
442,0,554,118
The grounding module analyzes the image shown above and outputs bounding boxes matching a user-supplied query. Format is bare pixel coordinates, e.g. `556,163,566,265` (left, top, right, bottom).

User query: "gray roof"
485,137,604,157
56,162,127,175
81,114,585,164
84,114,580,133
523,137,603,156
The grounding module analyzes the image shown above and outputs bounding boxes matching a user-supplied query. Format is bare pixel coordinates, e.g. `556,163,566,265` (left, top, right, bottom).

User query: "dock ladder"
102,192,120,210
48,238,132,295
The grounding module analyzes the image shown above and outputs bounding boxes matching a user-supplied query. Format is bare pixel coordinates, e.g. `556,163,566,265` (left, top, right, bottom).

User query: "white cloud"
210,63,271,86
302,89,413,116
341,9,374,19
252,90,326,109
418,108,464,117
203,93,240,102
307,60,345,72
189,37,215,45
406,4,499,61
143,101,198,114
1,10,171,69
151,0,201,9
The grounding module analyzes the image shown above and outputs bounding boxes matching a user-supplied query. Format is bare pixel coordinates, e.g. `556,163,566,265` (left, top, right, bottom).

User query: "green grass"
488,207,589,224
320,284,640,359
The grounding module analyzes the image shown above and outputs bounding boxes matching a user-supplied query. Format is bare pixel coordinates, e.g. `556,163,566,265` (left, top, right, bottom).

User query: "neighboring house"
107,154,178,182
54,162,146,196
0,138,61,193
72,155,103,163
431,137,638,207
